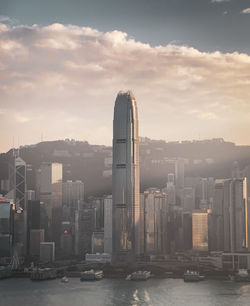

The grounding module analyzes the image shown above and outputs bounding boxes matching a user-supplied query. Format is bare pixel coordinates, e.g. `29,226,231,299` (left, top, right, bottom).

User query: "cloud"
241,8,250,14
0,16,18,24
0,22,250,151
211,0,230,3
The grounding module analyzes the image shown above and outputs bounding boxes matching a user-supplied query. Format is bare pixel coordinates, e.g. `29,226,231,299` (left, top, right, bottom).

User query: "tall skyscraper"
36,162,62,245
112,91,140,263
211,178,249,253
8,156,27,256
143,188,168,255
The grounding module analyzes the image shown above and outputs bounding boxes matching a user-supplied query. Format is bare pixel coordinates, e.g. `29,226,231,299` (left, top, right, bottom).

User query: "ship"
183,270,205,282
234,269,250,282
30,268,57,281
61,276,69,283
126,271,151,281
80,270,103,281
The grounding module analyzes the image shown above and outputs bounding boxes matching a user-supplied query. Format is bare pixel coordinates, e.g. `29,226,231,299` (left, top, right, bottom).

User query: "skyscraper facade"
112,91,140,263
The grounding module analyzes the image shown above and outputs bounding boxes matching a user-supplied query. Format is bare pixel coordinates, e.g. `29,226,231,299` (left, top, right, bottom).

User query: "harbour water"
1,278,250,306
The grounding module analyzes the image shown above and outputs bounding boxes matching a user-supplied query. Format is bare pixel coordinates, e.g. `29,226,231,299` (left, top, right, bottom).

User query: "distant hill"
1,138,250,197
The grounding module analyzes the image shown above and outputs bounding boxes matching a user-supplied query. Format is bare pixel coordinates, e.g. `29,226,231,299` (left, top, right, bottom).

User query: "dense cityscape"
1,91,250,281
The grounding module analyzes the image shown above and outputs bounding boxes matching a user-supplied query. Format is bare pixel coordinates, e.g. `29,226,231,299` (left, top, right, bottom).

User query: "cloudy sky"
1,0,250,152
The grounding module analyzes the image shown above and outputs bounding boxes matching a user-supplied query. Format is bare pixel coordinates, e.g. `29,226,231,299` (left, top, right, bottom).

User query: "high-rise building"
183,187,195,212
192,210,210,252
62,180,84,218
223,178,248,253
143,189,168,255
210,178,249,253
175,158,185,190
8,156,27,256
0,198,15,260
112,91,140,263
104,195,112,254
36,162,62,245
74,203,94,256
164,173,176,206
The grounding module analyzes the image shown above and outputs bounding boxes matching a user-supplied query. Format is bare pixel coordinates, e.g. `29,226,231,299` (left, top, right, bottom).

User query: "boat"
61,276,69,283
30,268,57,281
234,269,250,282
126,271,151,281
80,270,103,281
183,270,205,282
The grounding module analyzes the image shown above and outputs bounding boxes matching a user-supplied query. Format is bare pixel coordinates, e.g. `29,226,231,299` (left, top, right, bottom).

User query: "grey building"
104,195,112,255
211,178,249,253
112,91,140,263
143,189,168,255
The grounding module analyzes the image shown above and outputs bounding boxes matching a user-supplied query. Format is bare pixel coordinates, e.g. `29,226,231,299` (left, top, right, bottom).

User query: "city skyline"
1,1,250,152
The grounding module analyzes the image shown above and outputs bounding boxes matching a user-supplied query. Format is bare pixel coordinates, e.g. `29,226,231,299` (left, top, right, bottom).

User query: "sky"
1,0,250,152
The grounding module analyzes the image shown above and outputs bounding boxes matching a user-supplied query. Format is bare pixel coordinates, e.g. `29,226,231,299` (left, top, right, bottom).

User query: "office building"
183,187,195,212
143,189,168,255
74,203,94,256
62,180,84,218
223,178,248,253
112,91,140,263
0,198,15,259
40,242,55,263
8,156,27,256
192,210,210,252
36,162,62,244
104,195,112,254
29,229,44,256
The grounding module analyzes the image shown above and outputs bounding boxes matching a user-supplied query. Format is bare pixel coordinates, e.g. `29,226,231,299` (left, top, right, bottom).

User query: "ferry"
183,270,205,282
126,271,151,281
234,269,250,282
30,268,57,281
61,276,69,283
80,270,103,281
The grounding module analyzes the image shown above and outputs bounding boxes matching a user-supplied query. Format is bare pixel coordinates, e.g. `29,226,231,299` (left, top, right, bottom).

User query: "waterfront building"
192,210,211,252
29,229,44,257
0,198,15,260
74,203,94,256
60,221,73,257
143,189,168,255
210,178,249,253
223,178,248,253
112,91,140,263
40,242,55,263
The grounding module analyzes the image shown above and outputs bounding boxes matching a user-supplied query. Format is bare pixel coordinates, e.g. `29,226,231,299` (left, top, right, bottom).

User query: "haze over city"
1,0,250,152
